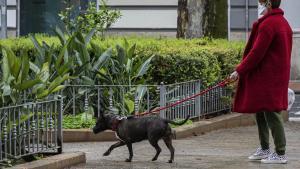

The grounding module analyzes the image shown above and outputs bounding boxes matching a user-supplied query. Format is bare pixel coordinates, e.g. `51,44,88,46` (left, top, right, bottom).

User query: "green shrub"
63,113,96,129
59,1,121,36
0,36,244,87
170,119,193,128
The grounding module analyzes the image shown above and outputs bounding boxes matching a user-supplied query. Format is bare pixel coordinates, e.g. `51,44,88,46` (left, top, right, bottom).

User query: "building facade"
0,0,178,37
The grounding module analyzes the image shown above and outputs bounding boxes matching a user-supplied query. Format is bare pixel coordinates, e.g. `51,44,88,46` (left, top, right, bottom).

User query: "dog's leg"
125,143,133,162
149,139,161,161
163,136,174,163
103,141,125,156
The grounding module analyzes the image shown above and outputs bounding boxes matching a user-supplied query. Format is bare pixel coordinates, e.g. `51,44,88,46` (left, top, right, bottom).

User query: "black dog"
93,113,190,163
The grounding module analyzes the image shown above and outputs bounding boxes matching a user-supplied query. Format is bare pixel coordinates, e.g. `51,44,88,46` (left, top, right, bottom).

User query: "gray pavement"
64,122,300,169
289,94,300,120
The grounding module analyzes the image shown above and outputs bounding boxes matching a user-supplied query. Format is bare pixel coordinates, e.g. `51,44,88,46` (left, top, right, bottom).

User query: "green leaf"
81,76,95,85
11,56,21,79
2,47,21,79
19,54,30,83
55,26,66,44
1,84,11,96
78,88,88,95
36,90,49,99
32,84,45,94
136,86,147,102
50,85,65,93
116,44,126,66
57,61,71,76
126,59,132,74
124,98,134,114
48,74,70,92
91,42,103,56
29,62,40,74
135,56,154,78
15,79,41,90
127,43,136,60
85,28,96,44
75,51,83,66
38,62,50,82
30,34,44,58
92,47,112,71
56,43,68,69
2,48,11,82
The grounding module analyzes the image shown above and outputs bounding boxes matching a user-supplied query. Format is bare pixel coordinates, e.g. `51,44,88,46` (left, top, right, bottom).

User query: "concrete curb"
174,113,255,139
64,129,117,142
10,152,86,169
63,112,289,142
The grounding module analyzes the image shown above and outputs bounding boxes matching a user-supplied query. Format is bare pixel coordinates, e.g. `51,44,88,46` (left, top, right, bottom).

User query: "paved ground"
64,122,300,169
289,94,300,120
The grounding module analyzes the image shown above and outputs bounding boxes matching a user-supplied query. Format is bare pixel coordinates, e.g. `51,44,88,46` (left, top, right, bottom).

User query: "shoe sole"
248,155,270,161
261,160,288,164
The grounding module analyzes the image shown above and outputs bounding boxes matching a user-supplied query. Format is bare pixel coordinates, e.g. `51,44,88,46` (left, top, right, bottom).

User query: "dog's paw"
103,151,110,156
151,157,158,161
125,159,132,162
168,160,173,163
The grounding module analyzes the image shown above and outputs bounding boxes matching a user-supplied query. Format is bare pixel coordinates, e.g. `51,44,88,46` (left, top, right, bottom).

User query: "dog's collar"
111,116,127,131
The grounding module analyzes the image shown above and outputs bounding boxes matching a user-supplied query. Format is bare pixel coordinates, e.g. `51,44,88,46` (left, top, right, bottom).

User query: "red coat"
233,8,293,114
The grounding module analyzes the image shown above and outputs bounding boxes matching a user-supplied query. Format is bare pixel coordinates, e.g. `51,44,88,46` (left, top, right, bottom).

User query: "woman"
230,0,292,164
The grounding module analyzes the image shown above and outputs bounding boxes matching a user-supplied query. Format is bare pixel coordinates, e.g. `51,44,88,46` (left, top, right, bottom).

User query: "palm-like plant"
96,40,154,115
54,27,113,117
0,44,71,106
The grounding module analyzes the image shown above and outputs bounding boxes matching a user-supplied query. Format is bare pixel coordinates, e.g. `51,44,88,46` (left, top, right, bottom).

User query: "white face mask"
258,3,267,18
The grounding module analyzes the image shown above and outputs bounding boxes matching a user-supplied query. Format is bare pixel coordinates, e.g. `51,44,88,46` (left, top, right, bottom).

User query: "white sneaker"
248,148,271,160
261,152,288,164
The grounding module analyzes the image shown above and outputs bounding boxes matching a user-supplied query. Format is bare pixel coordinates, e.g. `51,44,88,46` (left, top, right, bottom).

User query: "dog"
93,113,190,163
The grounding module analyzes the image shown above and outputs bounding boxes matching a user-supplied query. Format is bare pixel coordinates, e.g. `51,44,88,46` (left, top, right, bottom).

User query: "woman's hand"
230,71,239,81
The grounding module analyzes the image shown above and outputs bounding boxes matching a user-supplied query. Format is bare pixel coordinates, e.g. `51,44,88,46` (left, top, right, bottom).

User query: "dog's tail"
165,115,190,126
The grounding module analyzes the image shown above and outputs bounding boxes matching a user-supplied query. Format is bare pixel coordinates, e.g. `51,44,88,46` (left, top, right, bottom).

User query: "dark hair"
271,0,281,8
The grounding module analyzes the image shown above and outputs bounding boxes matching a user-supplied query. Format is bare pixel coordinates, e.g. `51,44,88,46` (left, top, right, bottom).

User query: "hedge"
0,36,244,87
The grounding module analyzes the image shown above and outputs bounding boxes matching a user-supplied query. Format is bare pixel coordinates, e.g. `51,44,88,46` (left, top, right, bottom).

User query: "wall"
5,0,18,37
281,0,300,83
281,0,300,30
291,31,300,82
106,0,178,37
228,0,258,41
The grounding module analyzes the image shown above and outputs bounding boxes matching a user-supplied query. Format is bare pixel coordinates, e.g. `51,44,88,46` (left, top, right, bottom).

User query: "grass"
63,113,96,129
169,119,193,128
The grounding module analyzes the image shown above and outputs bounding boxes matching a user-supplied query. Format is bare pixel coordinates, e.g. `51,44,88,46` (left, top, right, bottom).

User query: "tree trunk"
177,0,188,38
177,0,206,38
177,0,227,39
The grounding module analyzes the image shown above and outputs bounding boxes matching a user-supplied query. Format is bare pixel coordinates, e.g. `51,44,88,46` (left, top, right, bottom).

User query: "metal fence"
62,85,159,117
159,80,201,120
0,99,63,162
160,80,231,120
200,84,231,116
63,80,231,121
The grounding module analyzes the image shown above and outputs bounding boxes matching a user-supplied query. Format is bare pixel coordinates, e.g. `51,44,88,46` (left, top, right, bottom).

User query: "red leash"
137,78,235,117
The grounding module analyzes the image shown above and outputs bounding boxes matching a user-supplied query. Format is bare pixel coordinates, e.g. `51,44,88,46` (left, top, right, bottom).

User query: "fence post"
196,80,201,121
134,93,139,116
159,82,166,118
97,87,101,118
84,87,89,121
109,87,113,110
57,98,63,154
73,86,76,116
3,113,7,160
0,110,2,161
